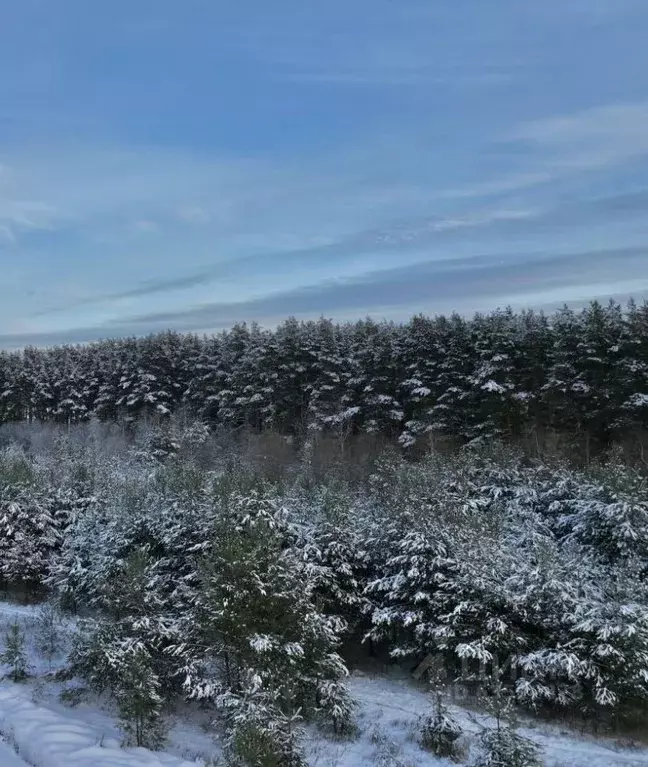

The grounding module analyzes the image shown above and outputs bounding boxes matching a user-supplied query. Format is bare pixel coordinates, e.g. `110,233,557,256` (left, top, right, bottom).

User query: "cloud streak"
152,188,648,285
4,244,641,349
26,185,648,324
108,244,647,332
31,270,216,316
447,101,648,200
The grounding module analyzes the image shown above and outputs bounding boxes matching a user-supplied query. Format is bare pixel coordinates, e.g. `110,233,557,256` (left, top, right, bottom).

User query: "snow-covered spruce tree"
364,461,518,678
0,621,29,682
179,492,355,762
115,638,167,749
419,666,463,760
563,562,648,720
34,603,65,670
297,485,371,642
472,676,542,767
419,696,463,759
565,461,648,565
0,482,61,596
67,545,175,748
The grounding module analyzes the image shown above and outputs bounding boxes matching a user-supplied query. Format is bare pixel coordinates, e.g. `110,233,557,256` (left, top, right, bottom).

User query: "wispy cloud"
0,199,61,243
20,244,637,346
134,219,160,233
512,102,648,166
446,102,648,200
32,269,216,317
192,188,648,284
22,182,648,328
175,206,210,225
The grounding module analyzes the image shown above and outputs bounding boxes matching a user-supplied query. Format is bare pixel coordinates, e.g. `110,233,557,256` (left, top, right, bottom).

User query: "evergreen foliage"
0,620,29,682
1,300,648,461
472,677,543,767
419,691,463,759
2,400,648,756
472,728,543,767
34,602,64,669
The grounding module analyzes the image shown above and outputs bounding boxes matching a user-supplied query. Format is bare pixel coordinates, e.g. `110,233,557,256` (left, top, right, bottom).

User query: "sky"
1,0,648,348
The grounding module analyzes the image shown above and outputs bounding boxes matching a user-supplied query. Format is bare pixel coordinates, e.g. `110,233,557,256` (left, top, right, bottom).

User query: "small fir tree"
472,675,542,767
419,680,463,760
0,621,29,682
116,640,166,749
34,603,64,670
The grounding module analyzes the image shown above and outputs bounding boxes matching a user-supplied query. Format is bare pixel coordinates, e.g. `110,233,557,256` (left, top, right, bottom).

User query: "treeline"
2,300,648,460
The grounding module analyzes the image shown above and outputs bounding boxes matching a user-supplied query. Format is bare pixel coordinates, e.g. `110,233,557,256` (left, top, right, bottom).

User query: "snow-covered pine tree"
616,300,648,448
0,621,28,682
419,664,464,759
115,638,167,749
419,697,463,759
34,603,65,670
214,323,252,429
472,675,543,767
92,340,125,422
0,351,24,423
466,309,521,444
231,322,277,431
349,320,404,438
181,492,355,754
541,305,590,459
0,484,61,594
220,667,305,767
365,460,518,678
399,314,441,451
272,318,313,435
564,562,648,718
512,309,552,452
302,515,370,639
427,313,475,445
305,318,354,445
182,334,223,420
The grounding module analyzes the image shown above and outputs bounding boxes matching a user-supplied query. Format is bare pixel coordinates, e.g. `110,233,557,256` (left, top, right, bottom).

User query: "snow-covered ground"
0,737,28,767
331,675,648,767
2,600,648,766
0,686,198,767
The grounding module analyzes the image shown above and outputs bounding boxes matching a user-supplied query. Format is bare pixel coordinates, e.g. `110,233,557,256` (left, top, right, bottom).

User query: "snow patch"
0,686,200,767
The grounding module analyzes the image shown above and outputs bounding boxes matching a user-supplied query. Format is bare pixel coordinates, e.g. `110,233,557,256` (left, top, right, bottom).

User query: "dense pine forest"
2,301,648,766
2,299,648,463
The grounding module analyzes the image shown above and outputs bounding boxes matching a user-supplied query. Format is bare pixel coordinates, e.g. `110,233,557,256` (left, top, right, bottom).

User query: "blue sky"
1,0,648,347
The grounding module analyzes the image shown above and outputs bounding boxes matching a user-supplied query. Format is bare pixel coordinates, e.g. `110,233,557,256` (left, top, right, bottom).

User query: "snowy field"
0,739,26,767
2,602,648,767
